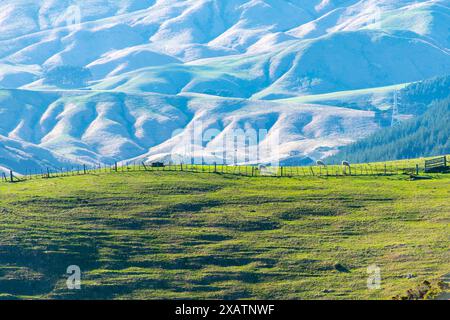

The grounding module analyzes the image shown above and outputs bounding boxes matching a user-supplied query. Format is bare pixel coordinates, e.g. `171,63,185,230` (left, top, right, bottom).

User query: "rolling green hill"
0,166,448,300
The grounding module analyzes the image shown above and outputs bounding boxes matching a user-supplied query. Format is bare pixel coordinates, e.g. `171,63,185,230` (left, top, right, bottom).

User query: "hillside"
327,77,450,164
0,169,449,299
0,89,385,174
1,0,449,97
0,1,449,173
400,75,450,108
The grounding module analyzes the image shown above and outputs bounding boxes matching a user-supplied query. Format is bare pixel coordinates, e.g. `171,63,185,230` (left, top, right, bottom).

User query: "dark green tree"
43,65,92,88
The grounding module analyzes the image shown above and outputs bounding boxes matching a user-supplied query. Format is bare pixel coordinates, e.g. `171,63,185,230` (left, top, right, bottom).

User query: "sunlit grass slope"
0,170,448,300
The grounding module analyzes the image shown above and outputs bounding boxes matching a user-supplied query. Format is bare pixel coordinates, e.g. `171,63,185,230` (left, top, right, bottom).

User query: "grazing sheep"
342,161,351,175
342,161,351,167
316,160,326,167
257,164,277,176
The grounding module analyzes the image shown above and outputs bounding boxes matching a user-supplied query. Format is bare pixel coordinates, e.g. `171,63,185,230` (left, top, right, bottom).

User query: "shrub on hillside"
43,66,92,88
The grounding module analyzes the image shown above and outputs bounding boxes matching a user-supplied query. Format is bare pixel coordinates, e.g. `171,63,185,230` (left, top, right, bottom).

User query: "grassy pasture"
0,169,448,300
10,155,447,182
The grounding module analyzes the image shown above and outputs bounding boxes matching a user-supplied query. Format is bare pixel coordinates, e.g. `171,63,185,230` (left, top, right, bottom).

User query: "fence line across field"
2,160,438,183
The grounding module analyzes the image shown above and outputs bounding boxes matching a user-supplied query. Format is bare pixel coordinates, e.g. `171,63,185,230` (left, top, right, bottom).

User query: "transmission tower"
391,91,401,127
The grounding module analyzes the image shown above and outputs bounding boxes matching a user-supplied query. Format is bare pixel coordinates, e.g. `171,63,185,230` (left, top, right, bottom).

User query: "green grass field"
0,169,448,300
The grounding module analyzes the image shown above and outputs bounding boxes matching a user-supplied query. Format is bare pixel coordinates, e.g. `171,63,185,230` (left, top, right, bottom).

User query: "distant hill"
1,0,450,97
1,1,450,172
398,75,450,115
326,91,450,164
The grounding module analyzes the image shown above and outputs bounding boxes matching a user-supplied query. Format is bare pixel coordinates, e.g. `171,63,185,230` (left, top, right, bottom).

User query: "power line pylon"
391,91,401,127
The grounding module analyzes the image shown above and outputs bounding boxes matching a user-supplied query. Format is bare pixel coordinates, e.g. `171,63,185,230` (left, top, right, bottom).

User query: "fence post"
9,170,13,183
114,162,118,172
416,164,419,176
83,164,87,175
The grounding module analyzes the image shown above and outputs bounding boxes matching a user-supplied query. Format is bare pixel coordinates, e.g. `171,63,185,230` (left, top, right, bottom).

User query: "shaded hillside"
399,75,450,115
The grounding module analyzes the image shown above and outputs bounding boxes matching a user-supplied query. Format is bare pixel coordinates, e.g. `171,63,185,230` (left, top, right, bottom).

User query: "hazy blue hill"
1,1,450,172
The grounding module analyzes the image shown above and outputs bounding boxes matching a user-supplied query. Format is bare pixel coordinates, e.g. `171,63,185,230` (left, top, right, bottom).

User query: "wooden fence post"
9,170,13,183
416,164,419,176
83,164,87,175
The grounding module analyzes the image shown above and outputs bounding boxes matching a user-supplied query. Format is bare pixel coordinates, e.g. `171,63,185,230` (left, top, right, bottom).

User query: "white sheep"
342,161,351,175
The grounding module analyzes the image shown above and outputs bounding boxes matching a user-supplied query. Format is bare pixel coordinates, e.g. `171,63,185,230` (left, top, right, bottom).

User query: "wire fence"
1,160,433,184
